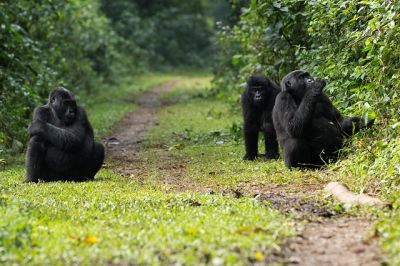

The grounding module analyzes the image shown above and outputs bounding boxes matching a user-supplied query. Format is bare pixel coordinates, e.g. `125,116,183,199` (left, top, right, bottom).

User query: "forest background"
1,0,400,264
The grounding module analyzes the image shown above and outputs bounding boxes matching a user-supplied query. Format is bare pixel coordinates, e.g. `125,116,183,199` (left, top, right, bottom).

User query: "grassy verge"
0,73,295,265
0,168,292,265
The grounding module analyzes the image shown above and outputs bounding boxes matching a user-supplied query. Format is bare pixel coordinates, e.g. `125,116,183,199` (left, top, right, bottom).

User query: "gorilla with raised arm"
25,87,104,182
241,73,280,160
272,70,374,169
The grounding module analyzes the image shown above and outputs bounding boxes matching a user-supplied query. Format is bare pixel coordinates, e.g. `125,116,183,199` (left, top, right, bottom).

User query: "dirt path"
270,217,382,265
103,80,177,174
260,191,383,265
102,80,384,265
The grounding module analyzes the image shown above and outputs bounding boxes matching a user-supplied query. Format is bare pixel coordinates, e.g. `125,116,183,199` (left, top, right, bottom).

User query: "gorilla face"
246,74,270,106
250,86,266,105
48,87,76,124
281,70,320,99
63,100,77,125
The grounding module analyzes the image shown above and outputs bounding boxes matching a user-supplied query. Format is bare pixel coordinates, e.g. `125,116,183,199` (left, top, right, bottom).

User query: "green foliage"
213,0,308,99
376,189,400,265
298,1,400,117
101,0,215,68
213,0,400,190
0,0,120,157
213,0,400,114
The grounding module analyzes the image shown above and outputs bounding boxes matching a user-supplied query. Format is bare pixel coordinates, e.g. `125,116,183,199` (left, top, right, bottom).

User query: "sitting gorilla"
272,70,373,169
25,87,104,182
241,73,280,160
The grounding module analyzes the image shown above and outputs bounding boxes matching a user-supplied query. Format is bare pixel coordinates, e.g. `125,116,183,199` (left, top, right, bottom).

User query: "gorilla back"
25,87,104,182
241,73,280,160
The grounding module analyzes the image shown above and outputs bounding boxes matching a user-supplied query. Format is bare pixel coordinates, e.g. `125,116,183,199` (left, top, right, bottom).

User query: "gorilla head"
48,87,77,125
246,73,272,107
281,70,326,100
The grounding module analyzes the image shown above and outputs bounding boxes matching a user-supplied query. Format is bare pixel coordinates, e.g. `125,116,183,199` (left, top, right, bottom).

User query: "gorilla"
272,70,374,169
25,87,104,182
241,73,280,160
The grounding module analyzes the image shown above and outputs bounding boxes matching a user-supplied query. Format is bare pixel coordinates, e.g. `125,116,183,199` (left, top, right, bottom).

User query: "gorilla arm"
330,103,374,136
241,96,260,159
42,124,86,151
28,106,52,139
274,89,319,138
29,107,91,151
29,106,51,125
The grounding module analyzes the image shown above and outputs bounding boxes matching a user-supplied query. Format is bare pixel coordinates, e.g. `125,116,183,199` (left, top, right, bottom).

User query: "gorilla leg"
83,142,104,180
339,117,374,136
25,136,47,182
282,139,322,169
44,143,103,182
263,123,279,159
243,122,259,160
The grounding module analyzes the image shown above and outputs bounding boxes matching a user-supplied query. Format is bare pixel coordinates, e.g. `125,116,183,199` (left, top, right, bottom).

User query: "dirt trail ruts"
260,192,384,265
101,80,385,265
268,217,382,265
232,187,384,265
103,80,177,174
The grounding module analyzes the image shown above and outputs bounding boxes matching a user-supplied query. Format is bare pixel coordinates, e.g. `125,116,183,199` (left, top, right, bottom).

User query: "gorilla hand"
28,120,46,137
361,117,375,129
311,78,326,96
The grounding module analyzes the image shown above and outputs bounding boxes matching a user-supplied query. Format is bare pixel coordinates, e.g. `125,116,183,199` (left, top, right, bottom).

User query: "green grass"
375,188,400,265
144,78,328,192
0,73,295,265
2,71,399,264
0,166,293,265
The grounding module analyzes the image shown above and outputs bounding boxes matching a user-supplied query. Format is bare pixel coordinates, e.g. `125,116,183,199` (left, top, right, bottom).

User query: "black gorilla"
25,87,104,182
272,70,373,169
241,74,280,160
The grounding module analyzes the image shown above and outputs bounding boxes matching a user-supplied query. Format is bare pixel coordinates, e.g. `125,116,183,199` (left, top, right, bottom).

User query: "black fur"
272,70,373,169
25,87,104,182
241,74,280,160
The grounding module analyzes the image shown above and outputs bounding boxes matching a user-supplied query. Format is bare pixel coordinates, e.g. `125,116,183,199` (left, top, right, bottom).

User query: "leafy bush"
0,0,121,157
212,0,307,99
213,0,400,193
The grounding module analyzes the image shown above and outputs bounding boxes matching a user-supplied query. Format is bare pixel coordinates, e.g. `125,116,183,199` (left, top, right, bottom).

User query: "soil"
267,217,382,265
103,80,177,175
103,80,385,265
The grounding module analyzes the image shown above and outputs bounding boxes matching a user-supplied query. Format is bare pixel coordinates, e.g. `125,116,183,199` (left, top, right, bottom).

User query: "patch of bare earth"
258,191,383,265
229,189,383,265
102,80,385,265
103,80,177,175
267,217,382,265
